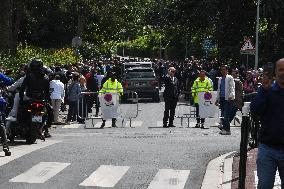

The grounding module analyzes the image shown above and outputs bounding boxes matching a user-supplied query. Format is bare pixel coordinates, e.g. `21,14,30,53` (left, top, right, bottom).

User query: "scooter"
8,99,47,144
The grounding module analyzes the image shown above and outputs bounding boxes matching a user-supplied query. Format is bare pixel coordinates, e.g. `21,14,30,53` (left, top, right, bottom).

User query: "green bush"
0,44,82,71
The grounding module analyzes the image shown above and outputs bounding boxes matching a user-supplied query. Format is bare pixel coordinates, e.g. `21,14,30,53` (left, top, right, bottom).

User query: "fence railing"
77,91,139,128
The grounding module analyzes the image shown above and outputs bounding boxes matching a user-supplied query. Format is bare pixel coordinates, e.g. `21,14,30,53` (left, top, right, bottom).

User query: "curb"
201,151,237,189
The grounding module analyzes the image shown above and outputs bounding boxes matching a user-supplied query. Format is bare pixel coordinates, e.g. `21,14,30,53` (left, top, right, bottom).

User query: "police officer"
191,70,213,129
99,72,123,128
162,67,180,128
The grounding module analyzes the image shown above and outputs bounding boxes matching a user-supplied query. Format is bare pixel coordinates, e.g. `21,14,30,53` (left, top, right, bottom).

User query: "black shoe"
112,124,118,128
44,132,52,138
200,124,205,129
39,134,45,141
100,122,105,129
163,125,168,128
195,123,200,128
78,120,85,124
168,124,176,128
77,118,85,124
3,145,11,156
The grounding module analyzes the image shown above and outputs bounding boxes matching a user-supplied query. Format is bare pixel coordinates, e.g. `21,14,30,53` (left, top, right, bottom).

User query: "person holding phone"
251,58,284,189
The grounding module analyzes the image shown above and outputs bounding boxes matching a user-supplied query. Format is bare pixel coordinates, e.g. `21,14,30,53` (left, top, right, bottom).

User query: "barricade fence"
77,91,139,128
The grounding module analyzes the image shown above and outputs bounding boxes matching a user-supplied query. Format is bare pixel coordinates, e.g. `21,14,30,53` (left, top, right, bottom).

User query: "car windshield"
125,69,155,78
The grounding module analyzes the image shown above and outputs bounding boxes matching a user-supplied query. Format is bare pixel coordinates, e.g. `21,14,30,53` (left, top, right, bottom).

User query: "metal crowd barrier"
175,92,196,127
77,91,139,128
119,91,139,128
175,103,196,127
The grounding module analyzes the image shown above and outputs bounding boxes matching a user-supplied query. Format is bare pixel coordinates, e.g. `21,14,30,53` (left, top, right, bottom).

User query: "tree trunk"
0,0,13,53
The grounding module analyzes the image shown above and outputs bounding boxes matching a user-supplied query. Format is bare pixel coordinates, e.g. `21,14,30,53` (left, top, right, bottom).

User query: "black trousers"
163,98,178,126
195,103,205,124
0,123,7,144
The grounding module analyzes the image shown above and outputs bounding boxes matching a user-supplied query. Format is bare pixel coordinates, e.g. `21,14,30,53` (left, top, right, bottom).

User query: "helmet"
29,58,43,72
42,66,53,75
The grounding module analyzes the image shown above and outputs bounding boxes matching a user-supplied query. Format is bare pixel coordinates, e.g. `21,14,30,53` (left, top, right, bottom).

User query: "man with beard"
251,59,284,189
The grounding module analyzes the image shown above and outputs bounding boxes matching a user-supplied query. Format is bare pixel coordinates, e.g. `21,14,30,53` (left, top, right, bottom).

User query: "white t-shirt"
96,75,104,88
50,80,65,100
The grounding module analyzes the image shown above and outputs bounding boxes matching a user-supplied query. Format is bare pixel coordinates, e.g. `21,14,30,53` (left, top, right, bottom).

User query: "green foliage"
2,0,284,64
0,44,82,71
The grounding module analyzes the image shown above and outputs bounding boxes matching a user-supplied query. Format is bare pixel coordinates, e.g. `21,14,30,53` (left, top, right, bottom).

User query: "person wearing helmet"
19,59,51,138
19,59,50,100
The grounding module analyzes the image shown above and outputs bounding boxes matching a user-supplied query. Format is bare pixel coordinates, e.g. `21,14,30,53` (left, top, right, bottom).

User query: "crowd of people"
2,56,284,188
0,57,270,157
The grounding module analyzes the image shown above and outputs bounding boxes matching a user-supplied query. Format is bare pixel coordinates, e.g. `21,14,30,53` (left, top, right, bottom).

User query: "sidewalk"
231,148,258,189
201,149,258,189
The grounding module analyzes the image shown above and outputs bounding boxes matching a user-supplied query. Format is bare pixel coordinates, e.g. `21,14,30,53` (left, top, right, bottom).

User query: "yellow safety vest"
191,78,213,103
99,78,123,95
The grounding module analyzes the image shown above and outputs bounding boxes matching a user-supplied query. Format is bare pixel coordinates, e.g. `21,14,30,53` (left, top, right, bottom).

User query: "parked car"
122,67,160,102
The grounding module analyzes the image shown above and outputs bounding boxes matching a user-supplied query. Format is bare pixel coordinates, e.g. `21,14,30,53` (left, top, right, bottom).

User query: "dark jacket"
163,75,180,100
250,82,284,149
86,72,99,92
19,72,50,100
0,73,13,86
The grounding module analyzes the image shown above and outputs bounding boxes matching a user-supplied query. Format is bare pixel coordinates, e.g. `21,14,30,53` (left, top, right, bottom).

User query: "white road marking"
10,162,70,183
157,121,163,127
62,124,83,129
125,121,143,127
0,140,61,167
79,165,130,187
254,171,281,188
147,169,190,189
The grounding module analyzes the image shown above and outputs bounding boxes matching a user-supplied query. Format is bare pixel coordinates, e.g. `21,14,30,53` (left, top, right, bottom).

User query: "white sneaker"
6,116,16,122
219,129,231,135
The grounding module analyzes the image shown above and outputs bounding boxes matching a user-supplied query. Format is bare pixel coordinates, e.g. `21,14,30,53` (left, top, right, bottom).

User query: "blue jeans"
219,98,233,131
257,143,284,189
229,104,238,123
67,100,78,121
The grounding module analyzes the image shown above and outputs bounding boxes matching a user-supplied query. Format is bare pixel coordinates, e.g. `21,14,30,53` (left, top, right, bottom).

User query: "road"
0,100,241,189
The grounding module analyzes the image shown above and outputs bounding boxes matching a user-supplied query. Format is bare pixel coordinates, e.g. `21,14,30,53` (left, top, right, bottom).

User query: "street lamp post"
254,0,260,70
121,29,126,57
159,36,162,59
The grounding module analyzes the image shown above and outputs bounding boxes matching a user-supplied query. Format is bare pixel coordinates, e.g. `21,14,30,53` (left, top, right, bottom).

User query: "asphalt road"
0,100,241,189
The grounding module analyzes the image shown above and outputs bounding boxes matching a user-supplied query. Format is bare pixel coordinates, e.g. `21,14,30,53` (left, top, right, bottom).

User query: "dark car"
122,67,160,102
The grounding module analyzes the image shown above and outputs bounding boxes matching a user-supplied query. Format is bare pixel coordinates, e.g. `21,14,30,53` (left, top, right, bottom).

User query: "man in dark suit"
163,67,180,128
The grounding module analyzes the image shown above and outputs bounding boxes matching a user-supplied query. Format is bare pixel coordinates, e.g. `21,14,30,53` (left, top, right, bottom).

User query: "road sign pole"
246,54,249,70
254,0,260,70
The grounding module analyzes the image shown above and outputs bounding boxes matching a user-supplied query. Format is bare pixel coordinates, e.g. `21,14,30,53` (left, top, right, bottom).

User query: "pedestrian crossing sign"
240,39,255,55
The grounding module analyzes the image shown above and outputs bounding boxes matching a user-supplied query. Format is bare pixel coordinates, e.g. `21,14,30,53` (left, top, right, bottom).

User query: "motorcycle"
8,99,47,144
0,84,11,156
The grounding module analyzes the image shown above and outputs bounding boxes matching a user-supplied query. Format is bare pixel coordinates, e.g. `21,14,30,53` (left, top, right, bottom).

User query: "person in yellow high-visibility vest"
191,70,213,128
99,72,123,128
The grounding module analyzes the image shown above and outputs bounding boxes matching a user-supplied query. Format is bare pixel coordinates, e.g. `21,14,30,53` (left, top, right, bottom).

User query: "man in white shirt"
50,75,65,124
215,65,235,135
96,69,105,89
